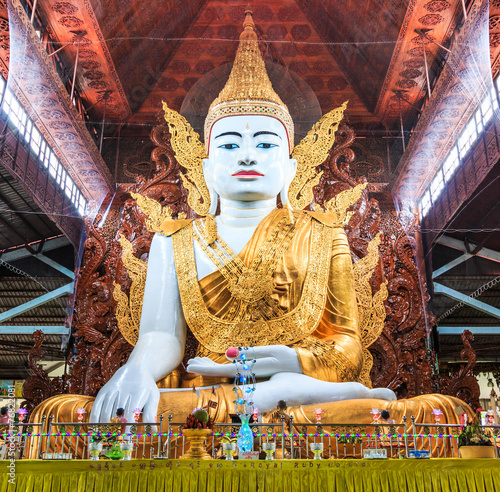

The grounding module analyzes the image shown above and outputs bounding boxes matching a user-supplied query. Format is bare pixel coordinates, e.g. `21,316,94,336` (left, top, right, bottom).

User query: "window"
49,152,58,178
25,119,33,139
443,147,459,180
64,174,74,199
458,118,477,158
420,190,432,217
56,163,65,186
0,77,88,215
480,87,498,124
30,127,41,154
78,194,87,215
473,108,483,135
419,76,499,219
430,169,444,199
3,90,12,113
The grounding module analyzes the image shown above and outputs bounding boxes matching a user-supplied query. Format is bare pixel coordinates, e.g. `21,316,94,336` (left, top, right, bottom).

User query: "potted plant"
458,411,495,459
180,409,214,460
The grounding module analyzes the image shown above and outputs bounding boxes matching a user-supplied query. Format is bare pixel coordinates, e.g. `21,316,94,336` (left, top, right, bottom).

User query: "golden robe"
30,208,472,443
166,208,363,388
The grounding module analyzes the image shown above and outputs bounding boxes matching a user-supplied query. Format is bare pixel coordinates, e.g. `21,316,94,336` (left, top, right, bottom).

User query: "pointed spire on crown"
241,5,258,41
204,6,294,153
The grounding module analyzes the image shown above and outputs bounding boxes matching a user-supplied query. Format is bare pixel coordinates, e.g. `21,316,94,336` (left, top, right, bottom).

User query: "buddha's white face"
203,115,296,203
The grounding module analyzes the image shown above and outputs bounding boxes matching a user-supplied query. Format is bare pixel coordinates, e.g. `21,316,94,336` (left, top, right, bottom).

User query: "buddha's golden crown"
204,6,294,153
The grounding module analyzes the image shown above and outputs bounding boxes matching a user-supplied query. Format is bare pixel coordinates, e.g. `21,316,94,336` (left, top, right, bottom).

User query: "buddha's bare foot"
368,388,397,401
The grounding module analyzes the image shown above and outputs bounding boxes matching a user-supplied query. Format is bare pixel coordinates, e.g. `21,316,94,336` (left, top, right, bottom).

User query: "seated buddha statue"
89,9,399,424
35,9,470,430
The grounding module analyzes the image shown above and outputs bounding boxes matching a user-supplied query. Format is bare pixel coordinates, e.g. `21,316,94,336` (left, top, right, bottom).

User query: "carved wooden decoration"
23,118,479,410
22,330,65,414
438,330,480,409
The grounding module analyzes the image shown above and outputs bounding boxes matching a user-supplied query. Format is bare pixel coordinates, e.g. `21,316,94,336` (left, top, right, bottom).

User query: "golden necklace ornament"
193,213,299,304
172,211,334,353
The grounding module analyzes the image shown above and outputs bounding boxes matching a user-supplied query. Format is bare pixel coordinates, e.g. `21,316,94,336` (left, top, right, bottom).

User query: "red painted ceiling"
28,0,474,136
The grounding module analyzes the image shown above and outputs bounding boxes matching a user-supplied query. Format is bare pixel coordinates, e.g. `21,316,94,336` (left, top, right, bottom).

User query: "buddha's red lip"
231,171,264,176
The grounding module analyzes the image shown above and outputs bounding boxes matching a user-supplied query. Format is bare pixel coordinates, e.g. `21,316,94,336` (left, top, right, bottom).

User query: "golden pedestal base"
180,428,212,460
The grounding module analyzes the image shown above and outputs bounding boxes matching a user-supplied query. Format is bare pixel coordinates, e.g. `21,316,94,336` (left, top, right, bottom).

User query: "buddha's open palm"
186,345,302,378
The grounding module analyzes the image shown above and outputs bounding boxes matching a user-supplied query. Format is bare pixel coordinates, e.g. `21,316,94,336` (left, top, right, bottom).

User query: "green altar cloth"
1,459,499,491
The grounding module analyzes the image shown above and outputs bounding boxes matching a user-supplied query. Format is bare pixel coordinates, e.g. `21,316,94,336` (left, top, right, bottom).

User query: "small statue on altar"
110,407,128,439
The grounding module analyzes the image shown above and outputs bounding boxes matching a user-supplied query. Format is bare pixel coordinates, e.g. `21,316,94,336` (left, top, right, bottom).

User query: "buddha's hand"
187,345,302,378
90,363,160,424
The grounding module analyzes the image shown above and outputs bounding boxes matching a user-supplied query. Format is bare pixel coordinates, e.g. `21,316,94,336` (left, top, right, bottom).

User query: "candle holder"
76,408,86,422
89,442,103,461
431,409,443,423
17,408,28,423
222,442,237,460
310,442,323,460
313,408,324,424
370,408,381,423
132,408,142,423
262,442,276,460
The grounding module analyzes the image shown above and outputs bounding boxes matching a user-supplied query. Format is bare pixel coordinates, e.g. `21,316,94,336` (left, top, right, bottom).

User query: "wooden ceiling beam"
0,187,44,241
391,1,491,202
7,0,114,203
0,214,30,247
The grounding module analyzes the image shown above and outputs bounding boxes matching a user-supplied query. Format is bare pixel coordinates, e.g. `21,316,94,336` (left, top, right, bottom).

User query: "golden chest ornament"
192,212,299,306
171,216,334,353
227,270,274,303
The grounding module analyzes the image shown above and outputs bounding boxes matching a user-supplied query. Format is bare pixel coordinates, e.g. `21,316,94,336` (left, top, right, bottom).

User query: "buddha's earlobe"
208,186,218,215
280,158,297,208
280,184,294,225
280,184,289,207
203,158,219,215
280,158,297,224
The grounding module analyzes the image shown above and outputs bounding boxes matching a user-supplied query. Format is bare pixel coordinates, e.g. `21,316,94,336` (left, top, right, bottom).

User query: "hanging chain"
437,274,500,323
0,257,68,312
0,257,50,292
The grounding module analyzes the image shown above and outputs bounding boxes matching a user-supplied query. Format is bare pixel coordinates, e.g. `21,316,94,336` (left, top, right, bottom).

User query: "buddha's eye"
256,143,277,149
218,143,239,150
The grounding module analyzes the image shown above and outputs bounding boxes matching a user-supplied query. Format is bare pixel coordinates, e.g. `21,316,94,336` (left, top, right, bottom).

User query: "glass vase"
120,442,134,460
88,442,103,461
237,414,253,454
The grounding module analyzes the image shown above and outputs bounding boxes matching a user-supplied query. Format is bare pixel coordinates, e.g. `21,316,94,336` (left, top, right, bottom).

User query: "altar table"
1,458,499,491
